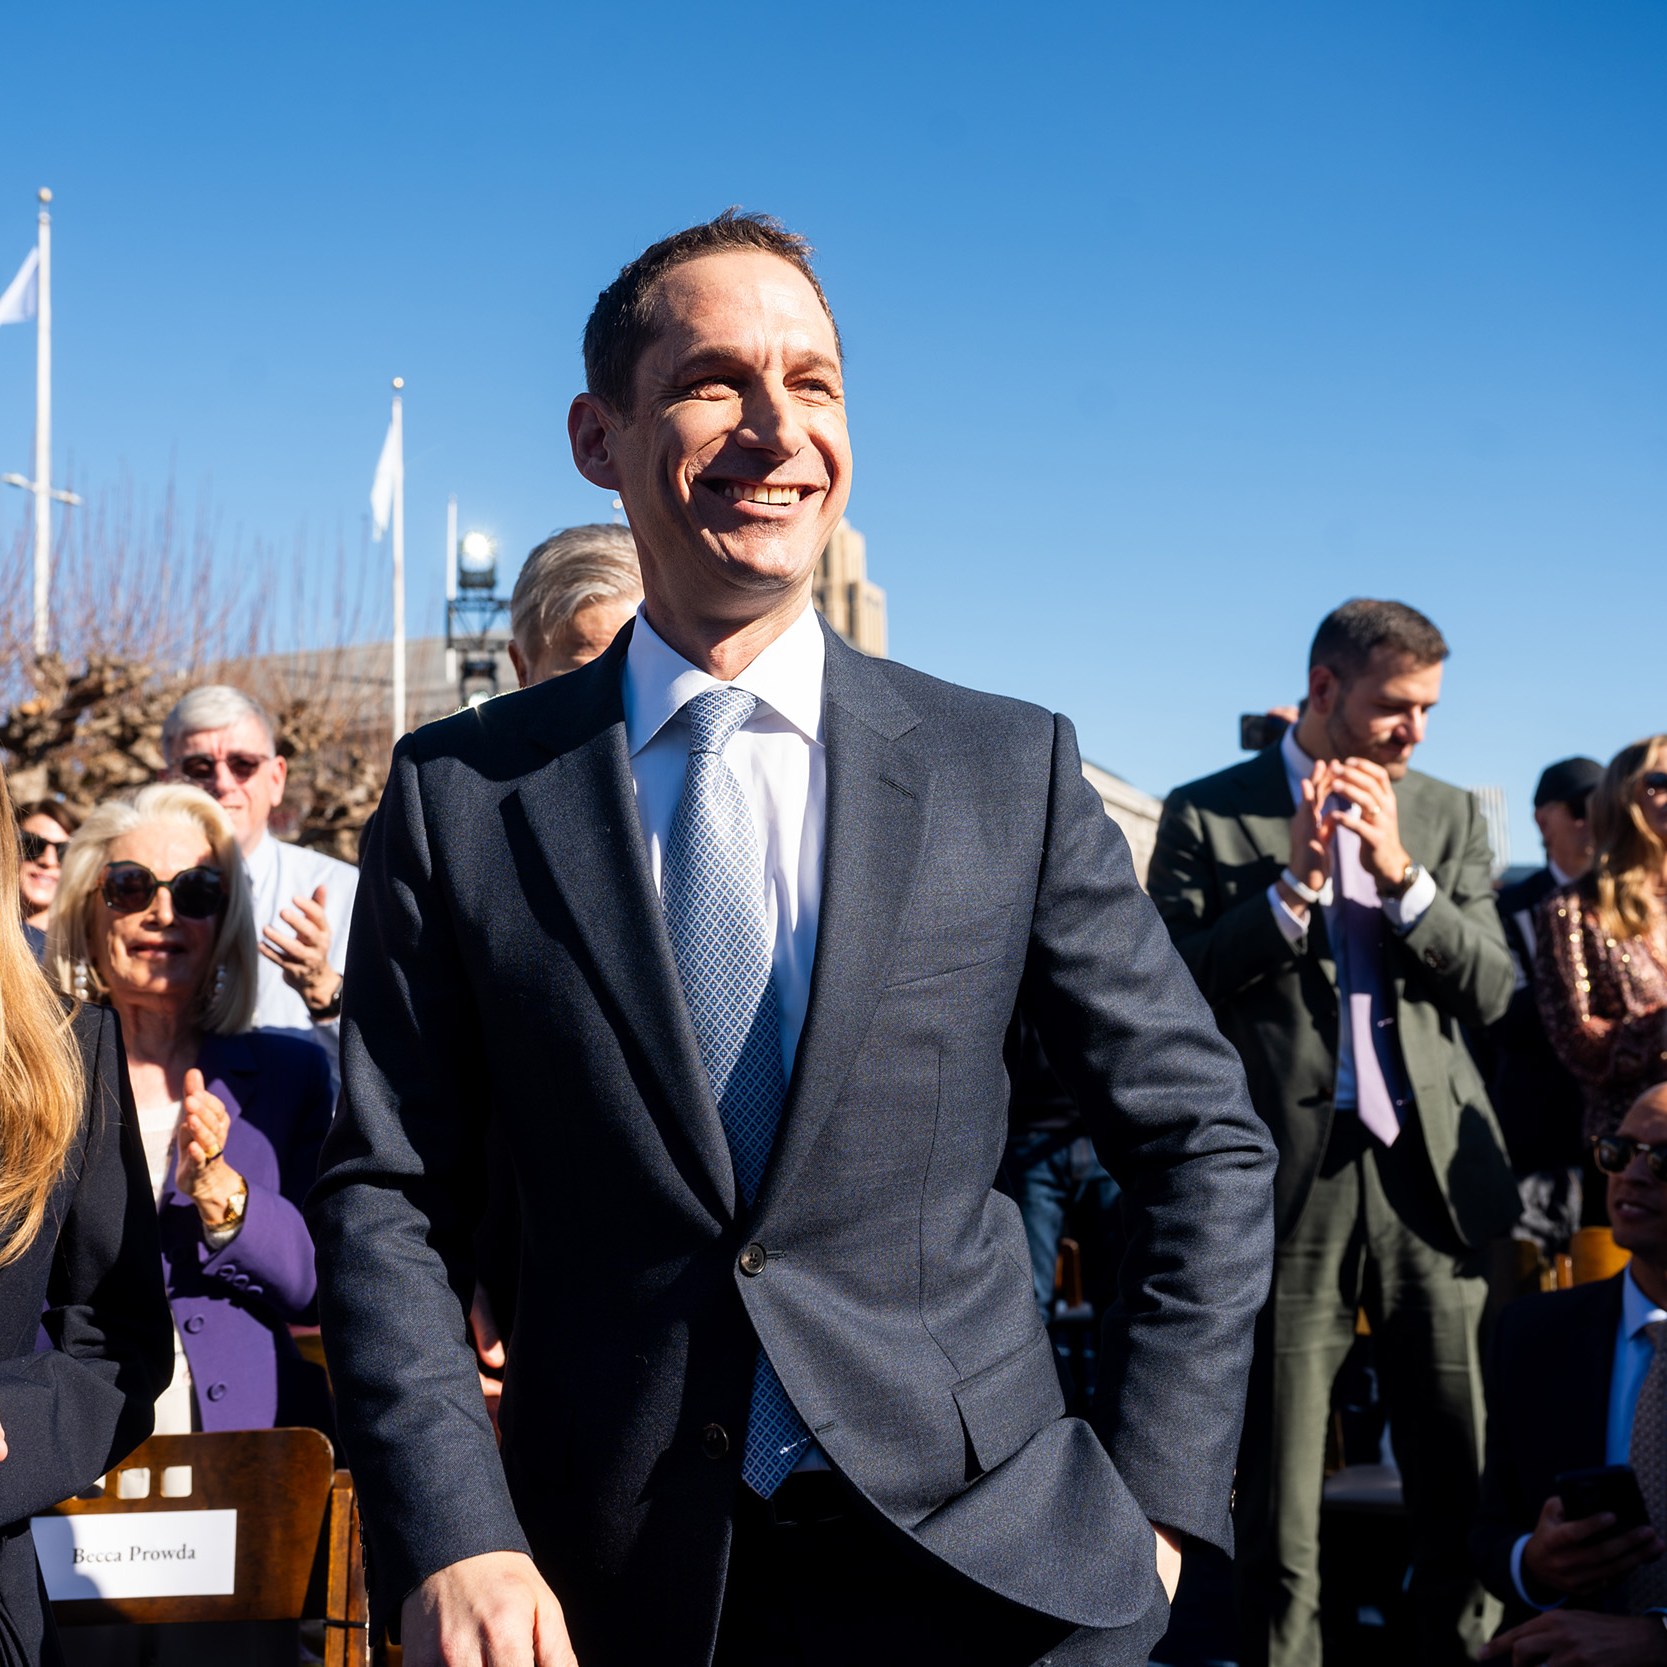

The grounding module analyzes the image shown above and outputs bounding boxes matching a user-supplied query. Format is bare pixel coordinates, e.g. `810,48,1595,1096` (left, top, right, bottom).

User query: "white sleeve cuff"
1509,1533,1565,1611
1383,866,1437,932
202,1216,245,1252
1268,884,1310,946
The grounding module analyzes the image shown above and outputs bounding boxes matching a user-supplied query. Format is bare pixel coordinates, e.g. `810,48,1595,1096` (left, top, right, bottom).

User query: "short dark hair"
582,209,842,420
13,798,81,835
1308,599,1449,686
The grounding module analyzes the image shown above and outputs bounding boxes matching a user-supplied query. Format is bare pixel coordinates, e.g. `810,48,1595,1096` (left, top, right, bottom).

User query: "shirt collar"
623,602,825,757
1549,859,1576,888
1280,723,1314,788
242,828,276,886
1621,1264,1667,1342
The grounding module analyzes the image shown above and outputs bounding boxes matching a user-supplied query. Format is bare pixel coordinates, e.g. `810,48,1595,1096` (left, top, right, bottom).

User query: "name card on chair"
31,1509,238,1600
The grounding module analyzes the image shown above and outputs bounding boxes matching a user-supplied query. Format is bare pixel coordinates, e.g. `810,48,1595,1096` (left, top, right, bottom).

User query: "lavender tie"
661,686,813,1497
1332,821,1405,1147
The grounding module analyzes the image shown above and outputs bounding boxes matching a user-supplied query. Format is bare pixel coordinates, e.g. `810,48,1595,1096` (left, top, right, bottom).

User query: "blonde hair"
0,770,87,1266
47,784,258,1035
1590,735,1667,943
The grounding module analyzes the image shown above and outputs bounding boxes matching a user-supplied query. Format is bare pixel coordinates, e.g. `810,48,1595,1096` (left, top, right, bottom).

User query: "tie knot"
683,686,758,757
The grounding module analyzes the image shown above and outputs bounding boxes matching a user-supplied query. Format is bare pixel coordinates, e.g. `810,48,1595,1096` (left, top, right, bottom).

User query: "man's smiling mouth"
704,480,814,506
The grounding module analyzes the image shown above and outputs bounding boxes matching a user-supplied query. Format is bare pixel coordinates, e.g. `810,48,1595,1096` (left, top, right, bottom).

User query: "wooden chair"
41,1427,370,1666
1564,1226,1631,1287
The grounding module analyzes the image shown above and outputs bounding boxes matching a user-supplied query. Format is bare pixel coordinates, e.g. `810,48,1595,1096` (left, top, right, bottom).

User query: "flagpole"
444,493,458,688
32,188,51,659
391,378,405,741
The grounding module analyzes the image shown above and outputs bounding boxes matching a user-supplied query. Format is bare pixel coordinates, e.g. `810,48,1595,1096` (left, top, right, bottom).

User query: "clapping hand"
1324,758,1412,893
176,1069,247,1229
260,884,341,1016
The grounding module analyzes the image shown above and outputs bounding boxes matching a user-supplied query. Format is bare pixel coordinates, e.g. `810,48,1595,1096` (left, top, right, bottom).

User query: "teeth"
722,483,803,505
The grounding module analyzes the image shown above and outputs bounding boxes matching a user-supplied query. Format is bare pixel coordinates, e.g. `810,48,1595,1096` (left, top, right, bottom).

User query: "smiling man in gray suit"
1147,600,1520,1667
309,211,1276,1667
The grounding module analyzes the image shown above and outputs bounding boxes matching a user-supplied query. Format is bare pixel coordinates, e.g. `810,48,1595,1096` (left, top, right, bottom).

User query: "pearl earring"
211,964,227,1001
72,960,91,1002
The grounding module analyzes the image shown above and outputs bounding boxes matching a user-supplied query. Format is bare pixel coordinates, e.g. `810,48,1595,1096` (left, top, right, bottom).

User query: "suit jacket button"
739,1243,767,1277
1423,948,1445,969
701,1423,729,1459
183,1315,205,1335
206,1383,228,1403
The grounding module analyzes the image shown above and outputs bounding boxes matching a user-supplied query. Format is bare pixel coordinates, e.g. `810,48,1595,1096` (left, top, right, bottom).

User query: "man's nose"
1403,710,1427,745
739,378,806,457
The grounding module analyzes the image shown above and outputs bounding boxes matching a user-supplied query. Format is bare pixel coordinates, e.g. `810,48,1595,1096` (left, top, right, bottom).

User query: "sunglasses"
1641,771,1667,800
177,751,272,784
19,830,67,865
99,861,227,921
1592,1133,1667,1181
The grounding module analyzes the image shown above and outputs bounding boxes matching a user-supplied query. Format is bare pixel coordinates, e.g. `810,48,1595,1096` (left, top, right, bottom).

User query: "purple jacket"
158,1028,333,1432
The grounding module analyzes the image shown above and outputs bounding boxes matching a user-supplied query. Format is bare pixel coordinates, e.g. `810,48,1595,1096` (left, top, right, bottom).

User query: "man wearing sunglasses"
1473,1083,1667,1664
161,685,358,1074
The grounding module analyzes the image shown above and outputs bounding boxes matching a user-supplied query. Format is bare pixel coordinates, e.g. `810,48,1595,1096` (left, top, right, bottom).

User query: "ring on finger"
200,1146,224,1165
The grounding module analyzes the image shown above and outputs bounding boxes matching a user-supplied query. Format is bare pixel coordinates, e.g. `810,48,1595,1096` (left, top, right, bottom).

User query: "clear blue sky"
2,2,1662,861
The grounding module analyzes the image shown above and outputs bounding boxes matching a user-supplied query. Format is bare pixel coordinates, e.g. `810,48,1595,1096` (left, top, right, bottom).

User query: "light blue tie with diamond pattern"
662,685,813,1497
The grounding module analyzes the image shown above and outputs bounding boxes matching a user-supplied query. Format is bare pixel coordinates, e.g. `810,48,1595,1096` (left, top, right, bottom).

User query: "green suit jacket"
1147,743,1520,1248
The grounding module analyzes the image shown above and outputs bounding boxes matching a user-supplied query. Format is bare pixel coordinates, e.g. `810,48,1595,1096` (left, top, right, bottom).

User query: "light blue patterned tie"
662,685,812,1497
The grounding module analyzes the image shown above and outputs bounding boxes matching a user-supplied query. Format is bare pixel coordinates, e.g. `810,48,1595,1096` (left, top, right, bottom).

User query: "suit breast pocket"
884,903,1014,987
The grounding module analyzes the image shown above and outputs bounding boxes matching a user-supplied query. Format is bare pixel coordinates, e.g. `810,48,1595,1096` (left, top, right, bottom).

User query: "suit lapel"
754,628,929,1221
1567,1275,1625,1471
512,630,737,1220
1234,745,1336,978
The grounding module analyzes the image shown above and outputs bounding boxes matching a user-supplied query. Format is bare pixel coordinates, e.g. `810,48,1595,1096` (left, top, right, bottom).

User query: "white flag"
369,413,399,542
0,247,38,327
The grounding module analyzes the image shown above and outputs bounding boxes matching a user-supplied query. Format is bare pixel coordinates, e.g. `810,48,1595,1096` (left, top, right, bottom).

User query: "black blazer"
1482,867,1586,1176
0,1004,173,1667
309,622,1277,1660
1470,1274,1623,1618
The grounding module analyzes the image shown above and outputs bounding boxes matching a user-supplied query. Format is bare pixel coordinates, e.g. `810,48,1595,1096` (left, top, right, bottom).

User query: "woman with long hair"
0,771,171,1667
1536,736,1667,1211
46,784,331,1439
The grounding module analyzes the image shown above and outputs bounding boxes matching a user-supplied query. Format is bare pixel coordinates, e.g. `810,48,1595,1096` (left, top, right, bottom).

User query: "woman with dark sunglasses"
44,785,333,1447
13,800,79,963
1536,736,1667,1221
0,773,171,1667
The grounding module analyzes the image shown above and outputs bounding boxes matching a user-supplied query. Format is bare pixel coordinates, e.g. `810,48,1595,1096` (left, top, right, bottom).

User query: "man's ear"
1306,665,1338,718
507,640,531,690
269,753,288,809
569,394,623,491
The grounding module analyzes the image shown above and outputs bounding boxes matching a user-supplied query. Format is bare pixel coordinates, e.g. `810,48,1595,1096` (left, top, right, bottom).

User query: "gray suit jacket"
1147,743,1519,1248
308,622,1277,1662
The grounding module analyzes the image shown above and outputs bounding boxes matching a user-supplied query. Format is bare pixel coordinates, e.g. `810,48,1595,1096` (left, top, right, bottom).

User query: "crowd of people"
0,210,1660,1667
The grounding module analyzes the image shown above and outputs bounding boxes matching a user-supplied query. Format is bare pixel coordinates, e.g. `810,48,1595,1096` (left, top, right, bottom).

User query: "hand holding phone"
1521,1469,1664,1600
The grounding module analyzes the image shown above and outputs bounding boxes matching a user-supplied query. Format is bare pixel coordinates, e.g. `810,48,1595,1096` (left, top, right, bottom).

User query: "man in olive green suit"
1147,600,1520,1667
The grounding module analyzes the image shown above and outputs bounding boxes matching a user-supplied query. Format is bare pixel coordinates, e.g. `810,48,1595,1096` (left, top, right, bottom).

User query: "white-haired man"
162,686,358,1072
506,522,642,687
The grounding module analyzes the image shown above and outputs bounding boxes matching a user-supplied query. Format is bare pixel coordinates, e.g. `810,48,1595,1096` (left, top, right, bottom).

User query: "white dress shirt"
622,602,826,1081
244,830,360,1078
1267,726,1436,1109
1510,1267,1667,1606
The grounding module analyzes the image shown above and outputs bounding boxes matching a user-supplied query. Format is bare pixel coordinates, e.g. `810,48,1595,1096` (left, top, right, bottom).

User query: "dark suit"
1485,868,1586,1187
309,622,1277,1666
1470,1275,1625,1623
0,1005,173,1667
1148,741,1519,1666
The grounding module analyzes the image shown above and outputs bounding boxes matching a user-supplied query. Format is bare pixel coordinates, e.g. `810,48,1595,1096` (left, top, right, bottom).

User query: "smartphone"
1554,1465,1651,1533
1240,713,1291,753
